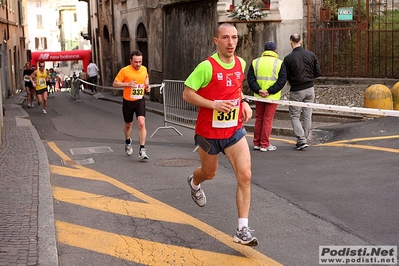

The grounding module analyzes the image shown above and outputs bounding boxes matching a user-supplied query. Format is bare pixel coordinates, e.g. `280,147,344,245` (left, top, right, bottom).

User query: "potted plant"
228,0,267,21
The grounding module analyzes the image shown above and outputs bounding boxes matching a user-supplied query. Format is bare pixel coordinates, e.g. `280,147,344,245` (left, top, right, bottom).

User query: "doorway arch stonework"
136,23,148,70
121,24,131,67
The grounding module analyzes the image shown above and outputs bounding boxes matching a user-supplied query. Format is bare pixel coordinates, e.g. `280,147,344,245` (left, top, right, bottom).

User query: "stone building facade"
89,0,398,108
91,0,304,95
1,0,27,98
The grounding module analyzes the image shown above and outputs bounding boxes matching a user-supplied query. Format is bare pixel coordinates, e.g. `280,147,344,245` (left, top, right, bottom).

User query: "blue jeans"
289,87,315,144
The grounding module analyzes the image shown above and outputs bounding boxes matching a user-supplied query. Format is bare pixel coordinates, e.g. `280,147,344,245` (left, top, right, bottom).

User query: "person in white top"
87,60,99,92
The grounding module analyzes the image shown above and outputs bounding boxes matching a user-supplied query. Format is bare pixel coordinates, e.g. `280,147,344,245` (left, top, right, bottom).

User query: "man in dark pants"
87,60,99,92
283,33,321,150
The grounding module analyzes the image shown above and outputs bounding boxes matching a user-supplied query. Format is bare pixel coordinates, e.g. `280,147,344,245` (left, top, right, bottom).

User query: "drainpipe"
5,0,10,41
2,37,9,100
0,46,4,139
307,0,311,50
4,0,10,98
111,0,115,40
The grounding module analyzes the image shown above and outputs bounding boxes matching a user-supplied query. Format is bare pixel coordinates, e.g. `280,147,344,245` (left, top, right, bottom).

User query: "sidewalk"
0,93,57,266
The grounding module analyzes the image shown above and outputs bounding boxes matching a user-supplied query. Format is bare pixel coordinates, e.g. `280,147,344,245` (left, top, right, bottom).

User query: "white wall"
26,0,60,51
216,0,304,58
277,0,304,58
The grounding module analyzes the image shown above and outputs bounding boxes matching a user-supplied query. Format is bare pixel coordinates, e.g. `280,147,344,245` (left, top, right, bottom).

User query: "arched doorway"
136,23,148,69
121,24,130,67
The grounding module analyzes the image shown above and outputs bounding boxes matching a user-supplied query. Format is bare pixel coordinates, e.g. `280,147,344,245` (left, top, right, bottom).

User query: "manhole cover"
61,158,95,166
70,146,113,155
155,158,200,167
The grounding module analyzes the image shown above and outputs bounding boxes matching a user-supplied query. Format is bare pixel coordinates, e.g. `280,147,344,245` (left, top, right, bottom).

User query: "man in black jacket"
283,33,321,150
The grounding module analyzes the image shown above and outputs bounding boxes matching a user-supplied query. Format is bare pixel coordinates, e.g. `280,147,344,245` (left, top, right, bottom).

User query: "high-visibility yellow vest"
252,50,283,100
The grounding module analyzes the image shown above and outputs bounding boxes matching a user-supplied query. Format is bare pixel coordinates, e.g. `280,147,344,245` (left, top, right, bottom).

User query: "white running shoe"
260,145,277,152
233,226,259,246
42,109,47,114
187,175,206,207
125,139,133,156
139,148,149,160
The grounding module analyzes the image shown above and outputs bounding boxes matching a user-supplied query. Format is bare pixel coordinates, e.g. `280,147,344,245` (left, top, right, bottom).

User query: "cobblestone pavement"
0,93,57,266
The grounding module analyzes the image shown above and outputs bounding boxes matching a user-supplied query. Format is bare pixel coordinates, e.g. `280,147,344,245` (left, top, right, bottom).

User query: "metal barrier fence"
150,80,198,138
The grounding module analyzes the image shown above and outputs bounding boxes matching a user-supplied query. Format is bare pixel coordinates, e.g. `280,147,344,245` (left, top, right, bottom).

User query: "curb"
4,94,59,266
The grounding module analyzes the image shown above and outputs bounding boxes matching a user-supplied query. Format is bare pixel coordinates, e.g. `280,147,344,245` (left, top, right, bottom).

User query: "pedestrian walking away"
48,68,57,95
183,23,258,246
247,41,287,152
283,33,321,150
23,62,35,108
87,60,99,92
112,50,151,160
30,61,49,114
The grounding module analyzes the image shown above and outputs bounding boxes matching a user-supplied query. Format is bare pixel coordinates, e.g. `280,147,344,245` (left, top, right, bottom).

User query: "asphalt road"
26,91,399,266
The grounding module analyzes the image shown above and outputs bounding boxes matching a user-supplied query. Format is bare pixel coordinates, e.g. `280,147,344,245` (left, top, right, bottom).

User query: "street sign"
338,7,353,20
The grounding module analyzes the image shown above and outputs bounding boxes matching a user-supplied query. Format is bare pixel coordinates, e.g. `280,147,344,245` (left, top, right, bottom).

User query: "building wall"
277,0,304,58
163,0,219,80
146,3,163,84
90,0,305,91
1,0,27,139
26,0,61,69
1,0,26,97
96,0,117,87
96,0,164,87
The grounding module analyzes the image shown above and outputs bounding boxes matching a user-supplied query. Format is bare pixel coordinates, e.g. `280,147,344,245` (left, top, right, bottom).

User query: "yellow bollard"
364,84,393,110
391,82,399,110
364,84,393,117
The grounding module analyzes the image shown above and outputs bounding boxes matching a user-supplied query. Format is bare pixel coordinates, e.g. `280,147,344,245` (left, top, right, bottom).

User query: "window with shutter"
18,0,23,25
37,14,42,28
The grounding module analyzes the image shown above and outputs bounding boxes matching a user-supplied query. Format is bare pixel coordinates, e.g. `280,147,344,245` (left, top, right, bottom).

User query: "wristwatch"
241,98,250,104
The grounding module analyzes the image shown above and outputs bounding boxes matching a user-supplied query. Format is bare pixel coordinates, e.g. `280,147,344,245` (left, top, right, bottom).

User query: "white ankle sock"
238,218,248,230
190,178,200,191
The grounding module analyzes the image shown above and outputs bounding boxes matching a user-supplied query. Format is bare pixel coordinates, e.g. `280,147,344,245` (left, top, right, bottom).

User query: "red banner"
31,50,92,72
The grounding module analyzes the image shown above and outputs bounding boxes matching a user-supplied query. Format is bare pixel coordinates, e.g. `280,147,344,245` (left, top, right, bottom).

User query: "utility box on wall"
320,7,331,21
